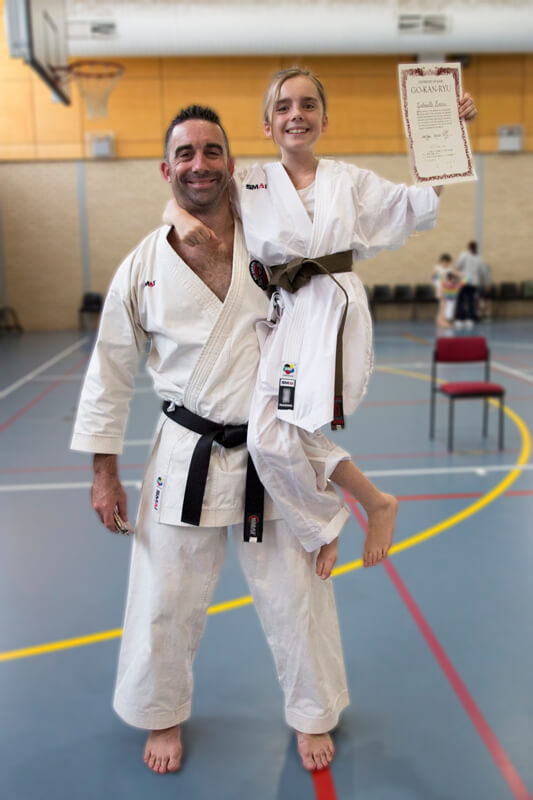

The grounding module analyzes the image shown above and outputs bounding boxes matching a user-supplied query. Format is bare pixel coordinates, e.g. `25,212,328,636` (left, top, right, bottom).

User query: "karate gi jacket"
71,223,285,527
235,159,439,431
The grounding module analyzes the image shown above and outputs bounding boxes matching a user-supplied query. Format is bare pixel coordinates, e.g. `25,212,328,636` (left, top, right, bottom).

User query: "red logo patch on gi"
144,280,156,287
249,260,270,290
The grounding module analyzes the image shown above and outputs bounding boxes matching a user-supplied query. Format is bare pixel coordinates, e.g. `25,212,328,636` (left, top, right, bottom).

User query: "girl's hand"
459,92,477,123
163,198,217,247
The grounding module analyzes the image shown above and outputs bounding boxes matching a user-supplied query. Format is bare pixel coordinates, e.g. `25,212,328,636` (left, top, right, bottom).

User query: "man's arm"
163,197,216,247
91,453,129,532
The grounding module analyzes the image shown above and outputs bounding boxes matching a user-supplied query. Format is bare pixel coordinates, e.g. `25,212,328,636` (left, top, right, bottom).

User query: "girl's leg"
329,460,398,567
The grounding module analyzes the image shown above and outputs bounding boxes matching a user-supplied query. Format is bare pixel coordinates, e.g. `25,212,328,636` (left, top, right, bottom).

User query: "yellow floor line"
1,369,529,664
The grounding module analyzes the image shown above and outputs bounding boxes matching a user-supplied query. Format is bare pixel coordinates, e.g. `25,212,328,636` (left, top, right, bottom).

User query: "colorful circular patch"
283,363,295,375
249,260,269,290
157,477,163,487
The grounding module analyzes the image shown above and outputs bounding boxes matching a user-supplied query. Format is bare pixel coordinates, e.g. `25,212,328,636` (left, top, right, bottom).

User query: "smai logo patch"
154,476,163,510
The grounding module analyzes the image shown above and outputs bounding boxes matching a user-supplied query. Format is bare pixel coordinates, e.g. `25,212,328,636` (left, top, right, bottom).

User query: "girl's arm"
162,197,216,247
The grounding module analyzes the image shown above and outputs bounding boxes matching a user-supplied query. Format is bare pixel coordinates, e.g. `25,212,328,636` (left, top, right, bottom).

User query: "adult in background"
455,240,484,327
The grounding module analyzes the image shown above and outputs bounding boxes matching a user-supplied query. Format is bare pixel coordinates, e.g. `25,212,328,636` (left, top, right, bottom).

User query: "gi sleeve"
351,166,439,260
71,262,148,455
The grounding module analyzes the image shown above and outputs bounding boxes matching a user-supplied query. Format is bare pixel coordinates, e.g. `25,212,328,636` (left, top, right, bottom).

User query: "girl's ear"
264,121,272,139
321,114,329,133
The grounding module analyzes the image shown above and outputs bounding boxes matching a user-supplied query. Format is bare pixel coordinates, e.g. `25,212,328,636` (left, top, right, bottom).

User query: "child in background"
440,267,465,325
164,68,477,578
432,253,453,327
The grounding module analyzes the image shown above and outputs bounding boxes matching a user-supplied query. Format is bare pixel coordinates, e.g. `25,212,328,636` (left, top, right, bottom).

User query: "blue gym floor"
1,320,532,800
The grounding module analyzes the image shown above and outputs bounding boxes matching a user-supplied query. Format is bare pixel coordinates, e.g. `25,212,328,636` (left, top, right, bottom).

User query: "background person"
455,240,484,327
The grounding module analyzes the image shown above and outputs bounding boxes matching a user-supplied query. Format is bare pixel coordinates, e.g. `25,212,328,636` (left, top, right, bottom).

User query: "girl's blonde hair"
263,67,327,125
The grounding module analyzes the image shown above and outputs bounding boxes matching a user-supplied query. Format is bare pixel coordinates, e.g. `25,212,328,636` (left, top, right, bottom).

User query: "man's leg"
233,519,349,770
113,508,227,772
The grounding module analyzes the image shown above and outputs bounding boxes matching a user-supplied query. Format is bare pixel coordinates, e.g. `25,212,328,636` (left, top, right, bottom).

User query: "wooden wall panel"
524,56,533,151
0,163,82,330
0,45,532,161
0,82,35,146
476,55,525,151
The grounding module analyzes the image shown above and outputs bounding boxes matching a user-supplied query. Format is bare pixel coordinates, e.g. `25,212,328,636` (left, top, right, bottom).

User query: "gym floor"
1,319,532,800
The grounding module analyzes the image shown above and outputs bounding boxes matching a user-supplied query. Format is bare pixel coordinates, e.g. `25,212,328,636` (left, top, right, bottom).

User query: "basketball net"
66,60,125,120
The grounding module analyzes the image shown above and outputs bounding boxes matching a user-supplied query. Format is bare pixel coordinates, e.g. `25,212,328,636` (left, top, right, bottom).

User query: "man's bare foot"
296,731,335,771
363,492,398,568
316,538,338,580
144,725,182,774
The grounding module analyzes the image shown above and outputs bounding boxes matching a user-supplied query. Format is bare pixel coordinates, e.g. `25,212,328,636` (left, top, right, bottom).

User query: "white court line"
0,339,89,400
29,373,152,383
490,340,533,351
1,463,532,492
493,361,533,385
376,361,431,369
0,479,142,492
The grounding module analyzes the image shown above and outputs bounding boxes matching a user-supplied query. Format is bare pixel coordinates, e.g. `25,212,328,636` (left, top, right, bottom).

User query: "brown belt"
267,250,353,430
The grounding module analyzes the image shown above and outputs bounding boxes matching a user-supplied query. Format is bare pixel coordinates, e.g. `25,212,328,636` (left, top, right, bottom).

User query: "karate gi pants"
113,457,350,734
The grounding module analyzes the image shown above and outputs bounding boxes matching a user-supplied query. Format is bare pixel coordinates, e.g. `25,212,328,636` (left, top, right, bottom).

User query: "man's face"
161,119,234,213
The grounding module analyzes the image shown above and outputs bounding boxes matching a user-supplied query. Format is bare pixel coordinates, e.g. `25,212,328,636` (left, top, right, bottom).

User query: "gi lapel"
183,222,245,410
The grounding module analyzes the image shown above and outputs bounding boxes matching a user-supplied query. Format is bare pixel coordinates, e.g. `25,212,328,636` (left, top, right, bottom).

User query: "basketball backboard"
4,0,70,104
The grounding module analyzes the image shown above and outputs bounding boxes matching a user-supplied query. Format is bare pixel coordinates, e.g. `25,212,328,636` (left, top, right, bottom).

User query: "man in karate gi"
71,106,348,774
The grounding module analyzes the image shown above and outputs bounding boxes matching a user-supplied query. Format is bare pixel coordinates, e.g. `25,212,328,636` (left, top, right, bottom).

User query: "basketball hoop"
61,60,125,120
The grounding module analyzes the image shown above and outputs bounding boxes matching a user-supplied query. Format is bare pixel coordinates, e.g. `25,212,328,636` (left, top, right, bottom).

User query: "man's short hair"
164,105,231,161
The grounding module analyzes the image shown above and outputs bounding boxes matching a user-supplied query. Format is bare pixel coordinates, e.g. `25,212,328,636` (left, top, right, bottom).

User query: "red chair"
430,336,505,452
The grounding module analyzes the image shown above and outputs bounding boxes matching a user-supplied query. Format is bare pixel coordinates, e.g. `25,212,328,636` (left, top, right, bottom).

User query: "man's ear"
228,157,235,177
160,161,171,182
264,122,272,139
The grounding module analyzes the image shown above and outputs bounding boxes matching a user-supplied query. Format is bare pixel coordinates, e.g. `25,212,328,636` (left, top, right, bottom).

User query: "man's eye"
276,105,289,113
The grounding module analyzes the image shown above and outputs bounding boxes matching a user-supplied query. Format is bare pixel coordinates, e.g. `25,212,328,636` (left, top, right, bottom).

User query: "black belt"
249,250,353,429
162,402,264,542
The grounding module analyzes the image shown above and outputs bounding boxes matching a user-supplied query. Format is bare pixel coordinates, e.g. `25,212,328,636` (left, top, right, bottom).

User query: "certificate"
398,62,476,186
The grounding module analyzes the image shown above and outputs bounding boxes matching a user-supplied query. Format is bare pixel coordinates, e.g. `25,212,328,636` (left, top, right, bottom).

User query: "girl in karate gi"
164,70,477,577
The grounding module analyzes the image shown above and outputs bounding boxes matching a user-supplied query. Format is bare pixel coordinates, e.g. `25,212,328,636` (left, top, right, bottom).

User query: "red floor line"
0,356,89,433
347,498,533,800
311,766,337,800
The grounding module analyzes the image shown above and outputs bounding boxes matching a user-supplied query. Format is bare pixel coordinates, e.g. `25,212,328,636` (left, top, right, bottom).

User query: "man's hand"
163,198,217,247
459,92,477,123
92,454,130,533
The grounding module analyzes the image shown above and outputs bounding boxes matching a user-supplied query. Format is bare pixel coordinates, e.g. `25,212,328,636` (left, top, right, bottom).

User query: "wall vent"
398,13,450,34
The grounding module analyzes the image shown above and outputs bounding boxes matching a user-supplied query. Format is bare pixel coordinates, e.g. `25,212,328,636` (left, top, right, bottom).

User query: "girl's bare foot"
144,725,182,774
316,538,338,580
363,493,398,568
296,731,335,771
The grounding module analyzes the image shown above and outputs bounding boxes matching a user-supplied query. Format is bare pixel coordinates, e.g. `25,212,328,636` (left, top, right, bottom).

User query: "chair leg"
448,399,454,452
499,397,504,451
483,399,489,438
429,390,436,439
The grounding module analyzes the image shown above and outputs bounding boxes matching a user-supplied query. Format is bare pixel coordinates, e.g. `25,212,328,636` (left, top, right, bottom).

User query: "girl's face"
265,76,328,155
